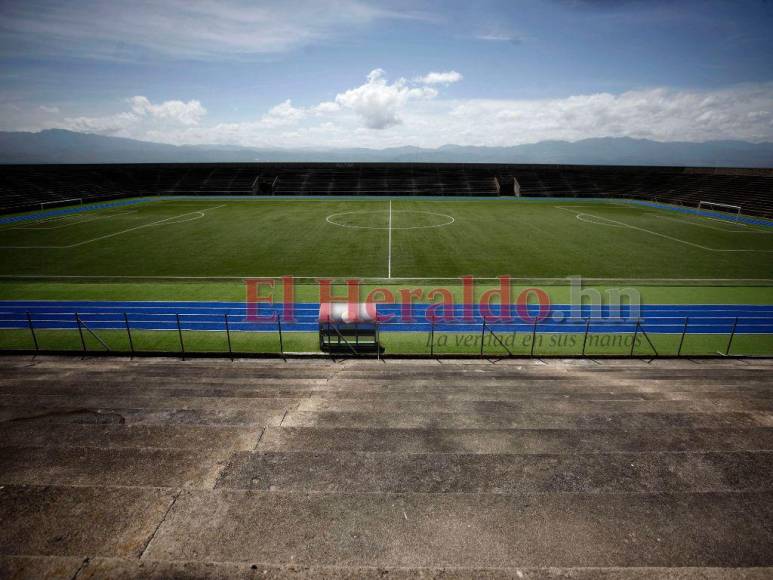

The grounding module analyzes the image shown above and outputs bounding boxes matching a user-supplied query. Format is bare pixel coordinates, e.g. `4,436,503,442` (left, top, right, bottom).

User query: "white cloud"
259,100,307,127
56,96,207,135
311,101,341,115
475,33,525,45
60,112,140,135
38,105,60,114
441,85,773,145
333,69,438,129
0,0,424,60
416,71,463,85
130,96,206,125
37,76,773,149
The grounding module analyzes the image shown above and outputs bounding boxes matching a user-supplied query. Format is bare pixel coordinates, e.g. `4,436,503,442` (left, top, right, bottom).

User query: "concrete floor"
0,356,772,578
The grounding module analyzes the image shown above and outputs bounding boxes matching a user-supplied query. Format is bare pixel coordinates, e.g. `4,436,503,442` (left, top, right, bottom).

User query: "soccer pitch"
1,197,772,282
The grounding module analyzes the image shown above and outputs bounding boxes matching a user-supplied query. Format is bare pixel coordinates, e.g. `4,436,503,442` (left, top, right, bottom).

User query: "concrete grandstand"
2,163,773,218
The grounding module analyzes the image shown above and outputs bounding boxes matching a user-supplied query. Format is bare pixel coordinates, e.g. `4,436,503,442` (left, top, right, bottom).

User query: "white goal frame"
698,200,741,221
40,198,83,211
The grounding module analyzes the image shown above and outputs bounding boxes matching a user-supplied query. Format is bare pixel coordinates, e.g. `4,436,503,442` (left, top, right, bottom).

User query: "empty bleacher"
1,162,772,218
513,165,773,218
269,165,499,196
0,164,262,213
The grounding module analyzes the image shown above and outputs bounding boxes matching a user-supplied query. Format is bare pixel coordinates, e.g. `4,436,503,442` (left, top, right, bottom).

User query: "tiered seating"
514,166,773,218
270,166,498,196
0,163,771,218
0,164,262,213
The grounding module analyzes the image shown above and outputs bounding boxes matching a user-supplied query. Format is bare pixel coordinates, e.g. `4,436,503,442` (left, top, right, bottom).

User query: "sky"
0,0,772,149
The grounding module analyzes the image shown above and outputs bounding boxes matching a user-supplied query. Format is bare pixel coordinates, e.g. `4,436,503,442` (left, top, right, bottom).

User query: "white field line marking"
575,213,627,228
388,200,392,279
0,205,224,249
325,209,454,230
0,214,83,232
556,207,773,253
0,274,771,283
561,203,750,231
654,213,773,234
13,210,139,231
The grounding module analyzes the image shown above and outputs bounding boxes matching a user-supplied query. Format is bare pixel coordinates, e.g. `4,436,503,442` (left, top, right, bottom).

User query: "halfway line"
388,199,392,279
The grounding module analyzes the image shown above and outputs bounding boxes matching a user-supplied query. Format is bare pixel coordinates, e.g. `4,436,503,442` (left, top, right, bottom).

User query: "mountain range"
1,129,772,167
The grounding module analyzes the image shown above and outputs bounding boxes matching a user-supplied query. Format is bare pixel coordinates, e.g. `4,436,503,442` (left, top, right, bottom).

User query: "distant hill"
1,129,772,167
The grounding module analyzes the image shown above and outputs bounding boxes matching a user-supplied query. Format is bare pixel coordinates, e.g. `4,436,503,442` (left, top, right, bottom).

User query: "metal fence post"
26,312,39,353
430,320,435,357
277,316,284,357
480,320,486,357
224,314,233,358
375,320,380,361
530,319,538,357
75,312,87,353
176,314,185,358
630,320,640,357
124,313,134,356
581,319,590,356
677,316,689,357
725,316,738,357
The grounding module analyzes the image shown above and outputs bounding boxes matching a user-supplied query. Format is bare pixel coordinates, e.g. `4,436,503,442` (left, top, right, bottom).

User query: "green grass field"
1,197,772,283
1,197,772,357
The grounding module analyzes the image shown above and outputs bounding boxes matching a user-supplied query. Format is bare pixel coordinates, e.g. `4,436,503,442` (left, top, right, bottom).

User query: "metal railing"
0,310,771,358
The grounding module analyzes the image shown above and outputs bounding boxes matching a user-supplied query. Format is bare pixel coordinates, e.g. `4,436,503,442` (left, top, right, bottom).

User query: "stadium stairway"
1,356,772,578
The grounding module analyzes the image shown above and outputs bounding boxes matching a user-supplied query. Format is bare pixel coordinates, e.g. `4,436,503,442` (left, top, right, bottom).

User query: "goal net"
40,198,83,211
698,200,741,221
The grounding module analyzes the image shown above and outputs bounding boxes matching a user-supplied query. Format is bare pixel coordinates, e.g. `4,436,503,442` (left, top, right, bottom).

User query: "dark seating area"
0,164,262,213
1,162,772,218
269,165,500,196
515,165,773,218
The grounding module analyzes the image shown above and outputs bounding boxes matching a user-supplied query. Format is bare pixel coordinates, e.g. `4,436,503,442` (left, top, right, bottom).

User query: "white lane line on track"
0,205,225,249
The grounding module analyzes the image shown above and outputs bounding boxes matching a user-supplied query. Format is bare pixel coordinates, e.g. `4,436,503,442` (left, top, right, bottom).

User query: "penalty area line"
557,207,773,253
0,205,225,250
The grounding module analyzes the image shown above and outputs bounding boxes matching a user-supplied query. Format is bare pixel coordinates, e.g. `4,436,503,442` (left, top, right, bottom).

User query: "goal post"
40,198,83,211
698,200,741,221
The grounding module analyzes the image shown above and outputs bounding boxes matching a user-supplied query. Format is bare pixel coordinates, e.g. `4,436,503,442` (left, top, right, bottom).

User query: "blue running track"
1,301,772,335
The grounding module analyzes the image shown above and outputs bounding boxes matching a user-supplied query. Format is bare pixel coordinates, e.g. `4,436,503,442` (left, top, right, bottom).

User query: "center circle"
326,209,455,230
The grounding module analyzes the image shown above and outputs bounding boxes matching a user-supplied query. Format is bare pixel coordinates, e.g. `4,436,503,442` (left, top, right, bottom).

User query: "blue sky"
1,0,772,148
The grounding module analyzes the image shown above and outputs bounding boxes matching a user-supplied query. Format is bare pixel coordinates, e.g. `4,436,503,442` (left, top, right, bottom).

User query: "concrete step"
306,389,773,401
0,556,83,580
283,410,773,429
0,393,298,411
0,383,318,399
0,406,285,426
311,380,773,392
0,375,326,388
215,450,773,494
0,423,259,450
295,398,772,414
0,446,228,488
0,484,175,558
142,490,773,567
5,377,772,396
66,558,773,579
258,427,773,454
